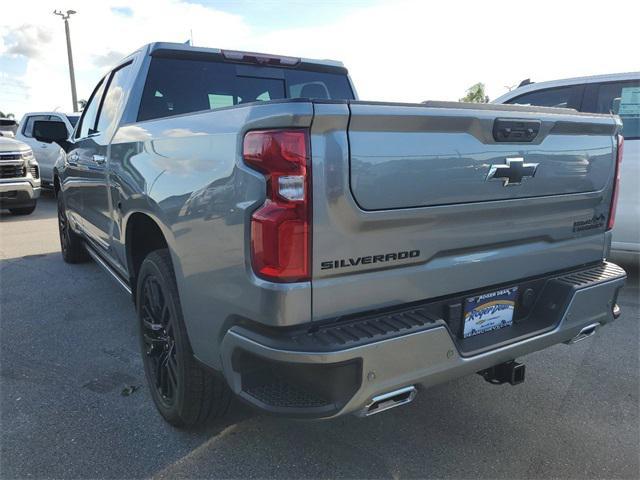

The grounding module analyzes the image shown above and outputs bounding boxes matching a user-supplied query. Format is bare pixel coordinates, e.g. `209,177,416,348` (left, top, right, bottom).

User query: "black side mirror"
33,120,72,152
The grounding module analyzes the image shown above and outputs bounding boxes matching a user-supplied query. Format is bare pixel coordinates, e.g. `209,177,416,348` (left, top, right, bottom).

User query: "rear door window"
95,62,133,136
138,56,354,122
506,85,581,109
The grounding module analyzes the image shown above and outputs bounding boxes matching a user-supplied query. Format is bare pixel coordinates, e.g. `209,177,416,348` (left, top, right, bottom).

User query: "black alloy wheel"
140,275,179,406
57,193,88,263
136,249,231,428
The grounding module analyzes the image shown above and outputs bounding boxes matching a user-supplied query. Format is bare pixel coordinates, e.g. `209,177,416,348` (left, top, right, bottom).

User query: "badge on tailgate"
486,158,539,186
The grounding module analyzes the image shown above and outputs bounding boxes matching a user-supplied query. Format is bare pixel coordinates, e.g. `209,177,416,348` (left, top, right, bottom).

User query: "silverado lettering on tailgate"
321,250,420,270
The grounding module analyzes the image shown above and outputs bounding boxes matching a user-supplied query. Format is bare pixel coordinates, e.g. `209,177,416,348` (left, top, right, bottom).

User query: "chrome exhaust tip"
361,386,417,417
566,322,600,345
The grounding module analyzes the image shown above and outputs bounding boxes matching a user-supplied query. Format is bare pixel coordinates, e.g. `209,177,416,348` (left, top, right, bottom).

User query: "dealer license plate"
463,287,518,338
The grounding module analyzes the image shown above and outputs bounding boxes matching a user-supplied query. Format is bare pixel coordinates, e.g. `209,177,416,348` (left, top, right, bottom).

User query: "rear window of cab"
138,57,355,122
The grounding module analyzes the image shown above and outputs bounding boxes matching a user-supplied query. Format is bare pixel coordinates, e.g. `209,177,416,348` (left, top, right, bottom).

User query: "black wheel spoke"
143,333,165,349
161,304,170,324
141,275,178,406
58,204,69,252
141,305,155,322
157,356,167,393
167,353,178,390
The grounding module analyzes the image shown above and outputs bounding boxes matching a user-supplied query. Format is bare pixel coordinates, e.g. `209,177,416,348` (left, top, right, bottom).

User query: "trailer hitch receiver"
478,360,525,386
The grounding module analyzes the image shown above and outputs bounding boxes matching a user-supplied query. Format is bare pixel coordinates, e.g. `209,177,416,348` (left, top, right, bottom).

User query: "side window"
208,94,234,109
592,81,640,140
95,62,133,135
286,69,353,100
76,79,106,139
22,115,50,138
507,86,577,109
48,115,70,135
65,115,80,128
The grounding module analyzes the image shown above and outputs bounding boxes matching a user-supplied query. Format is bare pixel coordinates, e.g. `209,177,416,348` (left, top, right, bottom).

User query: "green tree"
459,83,489,103
0,111,15,119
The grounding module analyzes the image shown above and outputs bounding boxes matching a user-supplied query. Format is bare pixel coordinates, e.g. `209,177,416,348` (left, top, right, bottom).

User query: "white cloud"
92,50,127,68
1,0,639,118
1,0,252,116
3,24,52,58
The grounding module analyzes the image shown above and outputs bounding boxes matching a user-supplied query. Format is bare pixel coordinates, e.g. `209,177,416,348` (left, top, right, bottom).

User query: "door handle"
67,152,79,166
92,154,106,165
493,118,541,142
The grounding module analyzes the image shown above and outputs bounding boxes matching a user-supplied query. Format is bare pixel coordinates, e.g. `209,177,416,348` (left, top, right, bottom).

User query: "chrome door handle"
92,154,106,165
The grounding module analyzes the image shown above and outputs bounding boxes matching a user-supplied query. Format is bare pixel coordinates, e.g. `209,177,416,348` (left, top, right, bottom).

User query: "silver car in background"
0,136,40,215
16,112,79,187
494,72,640,265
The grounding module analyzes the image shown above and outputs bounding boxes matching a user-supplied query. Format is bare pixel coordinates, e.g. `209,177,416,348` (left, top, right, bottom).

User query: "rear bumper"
610,242,640,266
0,179,41,207
220,262,626,418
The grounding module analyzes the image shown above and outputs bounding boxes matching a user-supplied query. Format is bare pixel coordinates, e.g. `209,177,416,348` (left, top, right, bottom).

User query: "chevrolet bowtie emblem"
486,157,539,186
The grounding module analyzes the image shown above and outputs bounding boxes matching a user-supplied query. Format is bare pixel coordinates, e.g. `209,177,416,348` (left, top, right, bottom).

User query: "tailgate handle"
493,118,540,142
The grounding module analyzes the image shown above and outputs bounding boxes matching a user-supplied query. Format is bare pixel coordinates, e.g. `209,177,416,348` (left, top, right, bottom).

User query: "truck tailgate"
310,101,620,321
349,103,616,210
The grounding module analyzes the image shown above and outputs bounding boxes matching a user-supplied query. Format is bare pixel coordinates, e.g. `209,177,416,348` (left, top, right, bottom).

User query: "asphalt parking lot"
1,193,638,479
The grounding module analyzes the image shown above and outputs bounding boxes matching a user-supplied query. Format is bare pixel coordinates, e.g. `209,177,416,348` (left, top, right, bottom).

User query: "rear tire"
9,204,36,215
57,193,89,263
137,249,231,428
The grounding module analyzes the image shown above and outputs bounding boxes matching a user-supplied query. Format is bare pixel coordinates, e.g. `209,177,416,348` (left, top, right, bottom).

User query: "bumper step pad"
555,262,626,288
291,307,440,351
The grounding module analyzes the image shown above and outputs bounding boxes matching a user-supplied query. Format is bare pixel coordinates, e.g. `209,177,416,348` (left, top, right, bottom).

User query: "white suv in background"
15,112,79,188
494,72,640,265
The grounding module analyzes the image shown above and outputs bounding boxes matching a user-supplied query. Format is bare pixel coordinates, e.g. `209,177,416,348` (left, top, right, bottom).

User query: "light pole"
53,9,78,112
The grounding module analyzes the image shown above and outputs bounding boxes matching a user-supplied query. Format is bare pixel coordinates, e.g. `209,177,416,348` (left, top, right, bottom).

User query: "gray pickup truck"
34,42,627,428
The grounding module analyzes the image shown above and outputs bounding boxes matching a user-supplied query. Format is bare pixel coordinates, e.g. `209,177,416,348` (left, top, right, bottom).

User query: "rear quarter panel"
109,102,314,368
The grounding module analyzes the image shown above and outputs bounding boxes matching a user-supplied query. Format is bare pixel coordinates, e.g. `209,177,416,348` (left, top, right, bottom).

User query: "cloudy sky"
1,0,639,118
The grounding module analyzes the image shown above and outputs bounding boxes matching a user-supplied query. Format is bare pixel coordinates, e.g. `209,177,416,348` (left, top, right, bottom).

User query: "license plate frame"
463,287,518,338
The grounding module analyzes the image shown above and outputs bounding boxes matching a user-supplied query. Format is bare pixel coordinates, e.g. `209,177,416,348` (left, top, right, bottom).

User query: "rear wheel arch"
124,212,171,300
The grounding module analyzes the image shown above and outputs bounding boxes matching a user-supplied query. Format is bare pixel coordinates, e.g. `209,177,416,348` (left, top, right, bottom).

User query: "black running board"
84,243,132,295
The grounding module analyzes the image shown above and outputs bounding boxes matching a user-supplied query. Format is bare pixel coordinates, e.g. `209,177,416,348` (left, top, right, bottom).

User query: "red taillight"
244,129,310,282
608,135,624,230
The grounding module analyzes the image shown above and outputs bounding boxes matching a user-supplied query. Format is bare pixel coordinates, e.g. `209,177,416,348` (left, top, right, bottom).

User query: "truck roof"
143,42,347,74
18,111,79,118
